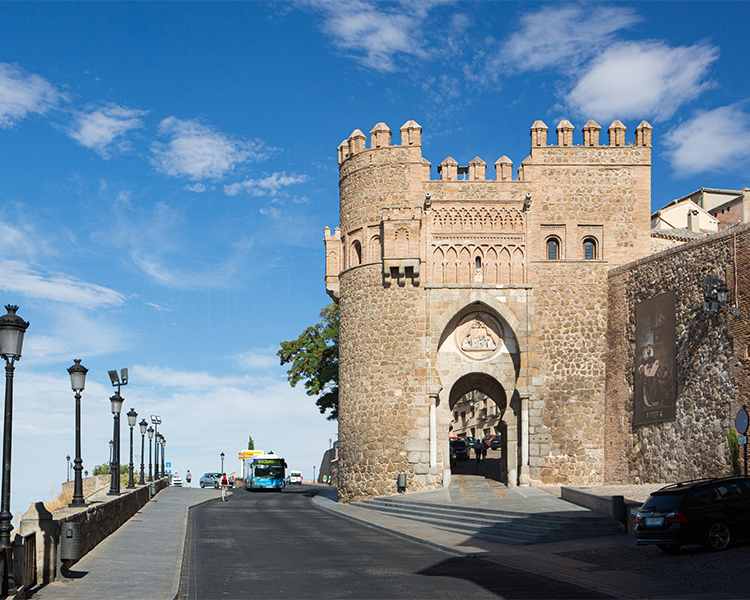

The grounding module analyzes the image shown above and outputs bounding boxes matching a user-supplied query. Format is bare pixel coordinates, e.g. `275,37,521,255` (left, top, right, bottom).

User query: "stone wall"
605,223,750,483
61,474,109,499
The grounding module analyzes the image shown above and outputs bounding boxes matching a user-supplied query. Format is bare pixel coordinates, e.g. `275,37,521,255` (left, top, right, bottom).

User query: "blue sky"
2,1,750,517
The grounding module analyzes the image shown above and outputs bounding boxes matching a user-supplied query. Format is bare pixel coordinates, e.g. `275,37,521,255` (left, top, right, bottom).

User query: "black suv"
449,438,469,461
636,477,750,552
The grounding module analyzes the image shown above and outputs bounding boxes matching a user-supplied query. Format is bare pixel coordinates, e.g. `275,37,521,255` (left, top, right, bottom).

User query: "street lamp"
151,415,161,477
109,440,113,468
161,436,166,478
221,452,225,474
67,359,88,507
66,455,71,482
139,419,148,485
126,408,137,489
0,304,29,549
108,391,123,495
147,426,154,481
703,276,741,316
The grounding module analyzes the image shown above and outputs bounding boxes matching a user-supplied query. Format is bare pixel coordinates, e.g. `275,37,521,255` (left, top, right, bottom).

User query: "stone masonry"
326,118,653,502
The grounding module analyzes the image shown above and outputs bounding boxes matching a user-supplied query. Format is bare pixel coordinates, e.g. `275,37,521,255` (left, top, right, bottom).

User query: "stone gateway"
325,119,653,502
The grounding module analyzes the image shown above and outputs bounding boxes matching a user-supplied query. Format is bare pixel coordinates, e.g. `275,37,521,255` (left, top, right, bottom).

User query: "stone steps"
357,497,620,545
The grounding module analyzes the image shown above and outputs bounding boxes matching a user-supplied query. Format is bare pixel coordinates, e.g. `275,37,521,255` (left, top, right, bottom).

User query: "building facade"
325,118,654,502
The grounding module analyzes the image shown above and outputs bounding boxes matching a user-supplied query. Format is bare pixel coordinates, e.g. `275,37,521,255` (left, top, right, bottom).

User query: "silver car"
199,472,223,488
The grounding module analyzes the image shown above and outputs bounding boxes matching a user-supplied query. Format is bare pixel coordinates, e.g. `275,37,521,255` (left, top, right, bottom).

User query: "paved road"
178,485,612,599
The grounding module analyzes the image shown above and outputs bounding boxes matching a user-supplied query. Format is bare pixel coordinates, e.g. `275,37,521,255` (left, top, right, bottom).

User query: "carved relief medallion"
455,312,502,360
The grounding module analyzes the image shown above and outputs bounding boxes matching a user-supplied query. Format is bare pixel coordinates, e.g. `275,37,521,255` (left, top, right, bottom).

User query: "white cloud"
0,260,126,308
223,172,310,197
498,6,641,74
234,348,279,370
304,0,445,72
68,104,148,158
183,183,207,193
150,117,274,180
0,62,61,128
259,207,281,218
665,104,750,176
565,41,719,122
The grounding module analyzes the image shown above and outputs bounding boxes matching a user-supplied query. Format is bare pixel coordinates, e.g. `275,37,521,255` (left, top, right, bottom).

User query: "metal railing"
1,533,37,598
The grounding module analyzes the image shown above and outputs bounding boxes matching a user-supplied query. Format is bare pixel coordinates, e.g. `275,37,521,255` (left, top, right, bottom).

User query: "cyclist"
221,473,228,502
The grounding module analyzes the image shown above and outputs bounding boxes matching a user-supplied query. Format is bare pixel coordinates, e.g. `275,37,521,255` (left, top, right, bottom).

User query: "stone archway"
434,303,523,487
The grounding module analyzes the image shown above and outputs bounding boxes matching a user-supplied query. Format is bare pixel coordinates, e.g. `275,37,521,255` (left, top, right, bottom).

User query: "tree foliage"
278,303,339,420
248,436,255,450
729,425,741,476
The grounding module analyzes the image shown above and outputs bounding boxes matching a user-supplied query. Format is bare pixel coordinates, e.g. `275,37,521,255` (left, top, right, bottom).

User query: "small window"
546,237,560,260
475,256,482,268
583,238,597,260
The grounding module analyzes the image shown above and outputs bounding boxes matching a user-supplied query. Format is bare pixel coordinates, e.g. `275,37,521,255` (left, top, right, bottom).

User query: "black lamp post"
151,415,161,477
221,452,225,474
160,435,166,478
67,359,88,507
139,419,147,485
108,392,123,495
107,368,128,495
66,455,71,482
147,426,154,481
109,440,113,469
0,304,29,549
126,408,137,489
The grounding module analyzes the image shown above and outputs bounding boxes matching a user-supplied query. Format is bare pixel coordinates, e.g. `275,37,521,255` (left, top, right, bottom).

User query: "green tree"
278,303,339,420
92,463,109,475
248,436,255,450
729,426,741,476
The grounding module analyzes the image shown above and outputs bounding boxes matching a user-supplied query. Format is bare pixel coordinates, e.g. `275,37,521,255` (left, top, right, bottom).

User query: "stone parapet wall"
61,475,110,499
606,224,750,483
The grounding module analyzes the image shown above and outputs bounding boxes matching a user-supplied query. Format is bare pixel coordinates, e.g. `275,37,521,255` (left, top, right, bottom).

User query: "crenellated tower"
327,118,653,502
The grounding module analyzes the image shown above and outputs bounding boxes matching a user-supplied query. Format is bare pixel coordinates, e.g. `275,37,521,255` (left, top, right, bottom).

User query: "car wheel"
214,482,219,489
657,544,681,553
200,482,204,489
704,521,732,551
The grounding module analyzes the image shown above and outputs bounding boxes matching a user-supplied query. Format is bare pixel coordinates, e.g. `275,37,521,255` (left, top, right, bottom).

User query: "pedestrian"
221,473,228,501
481,443,487,462
185,470,192,488
473,440,482,469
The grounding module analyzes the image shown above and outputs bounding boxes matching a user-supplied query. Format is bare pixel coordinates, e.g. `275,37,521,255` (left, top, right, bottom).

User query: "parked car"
171,474,183,487
482,434,502,450
636,477,750,552
199,472,223,489
449,438,469,461
288,470,303,484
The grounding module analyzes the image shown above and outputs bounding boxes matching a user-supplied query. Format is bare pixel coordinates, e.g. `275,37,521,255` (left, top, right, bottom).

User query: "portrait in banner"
634,291,676,426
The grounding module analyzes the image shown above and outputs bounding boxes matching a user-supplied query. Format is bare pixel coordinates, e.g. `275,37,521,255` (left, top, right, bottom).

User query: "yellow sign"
238,450,263,459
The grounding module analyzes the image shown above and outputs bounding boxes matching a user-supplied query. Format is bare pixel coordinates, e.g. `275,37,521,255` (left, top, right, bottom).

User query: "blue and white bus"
243,453,287,491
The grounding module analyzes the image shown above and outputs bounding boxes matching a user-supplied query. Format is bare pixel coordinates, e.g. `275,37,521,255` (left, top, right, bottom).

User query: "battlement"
338,119,653,182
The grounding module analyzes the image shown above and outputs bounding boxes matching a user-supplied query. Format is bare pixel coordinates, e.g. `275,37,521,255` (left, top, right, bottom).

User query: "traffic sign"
737,407,749,435
739,436,747,445
166,462,172,468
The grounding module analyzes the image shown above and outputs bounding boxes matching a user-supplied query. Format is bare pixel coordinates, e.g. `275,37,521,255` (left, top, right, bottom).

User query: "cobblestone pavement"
560,540,750,598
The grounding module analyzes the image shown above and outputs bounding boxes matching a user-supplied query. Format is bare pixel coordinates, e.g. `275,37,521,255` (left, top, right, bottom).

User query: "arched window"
583,237,597,260
546,237,560,260
352,240,362,266
475,256,482,268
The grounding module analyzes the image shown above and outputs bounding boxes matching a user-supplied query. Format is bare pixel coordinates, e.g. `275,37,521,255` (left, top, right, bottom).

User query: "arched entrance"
448,373,508,483
434,301,523,487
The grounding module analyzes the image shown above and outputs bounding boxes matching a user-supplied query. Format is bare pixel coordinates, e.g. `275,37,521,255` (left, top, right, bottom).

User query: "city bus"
243,453,287,491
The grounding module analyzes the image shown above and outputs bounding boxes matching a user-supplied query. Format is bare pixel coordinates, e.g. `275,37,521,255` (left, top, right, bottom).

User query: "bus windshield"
253,460,284,479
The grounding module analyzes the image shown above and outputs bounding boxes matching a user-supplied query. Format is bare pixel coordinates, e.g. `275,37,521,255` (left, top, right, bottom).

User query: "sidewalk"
312,485,740,600
29,487,222,600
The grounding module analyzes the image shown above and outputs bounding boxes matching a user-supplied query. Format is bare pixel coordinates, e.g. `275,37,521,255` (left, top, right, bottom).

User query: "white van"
288,470,302,484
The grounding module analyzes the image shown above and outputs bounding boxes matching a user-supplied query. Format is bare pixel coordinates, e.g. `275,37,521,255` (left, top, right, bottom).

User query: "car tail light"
665,511,688,523
636,514,642,524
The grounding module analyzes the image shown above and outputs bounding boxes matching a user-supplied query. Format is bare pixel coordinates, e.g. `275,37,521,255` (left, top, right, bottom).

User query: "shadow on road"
417,556,613,599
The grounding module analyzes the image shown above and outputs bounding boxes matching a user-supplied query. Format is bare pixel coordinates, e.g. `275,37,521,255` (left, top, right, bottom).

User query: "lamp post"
221,452,225,474
126,408,137,489
107,368,128,495
0,304,29,549
147,426,154,481
67,359,88,507
161,436,166,478
108,392,123,495
151,415,161,477
139,419,147,485
66,455,71,481
109,440,113,469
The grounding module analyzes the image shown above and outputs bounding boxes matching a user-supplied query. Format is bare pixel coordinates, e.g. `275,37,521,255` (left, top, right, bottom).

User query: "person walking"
481,442,487,462
185,470,192,488
473,439,483,470
221,473,228,501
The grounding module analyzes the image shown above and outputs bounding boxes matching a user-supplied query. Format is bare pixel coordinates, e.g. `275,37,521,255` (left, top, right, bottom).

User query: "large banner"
634,291,676,426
